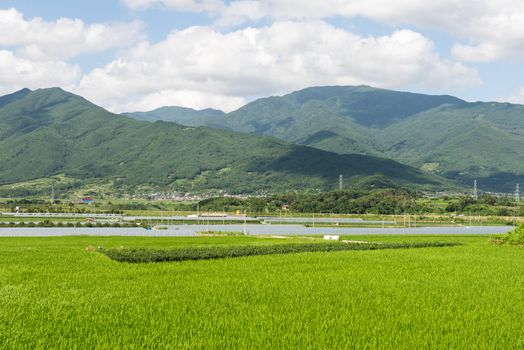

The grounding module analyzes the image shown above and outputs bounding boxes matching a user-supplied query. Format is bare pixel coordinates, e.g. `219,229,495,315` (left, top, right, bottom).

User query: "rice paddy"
1,234,524,348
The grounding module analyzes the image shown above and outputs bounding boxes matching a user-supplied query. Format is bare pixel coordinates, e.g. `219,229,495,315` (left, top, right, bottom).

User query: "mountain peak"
33,86,75,98
0,88,33,109
16,87,32,94
17,87,98,112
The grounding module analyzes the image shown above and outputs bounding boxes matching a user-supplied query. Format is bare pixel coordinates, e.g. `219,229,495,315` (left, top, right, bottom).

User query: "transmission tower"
339,174,343,191
515,184,520,202
51,185,55,203
473,180,478,200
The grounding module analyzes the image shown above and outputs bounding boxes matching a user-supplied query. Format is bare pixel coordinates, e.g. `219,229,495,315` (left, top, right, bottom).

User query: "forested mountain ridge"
129,85,524,191
0,88,447,194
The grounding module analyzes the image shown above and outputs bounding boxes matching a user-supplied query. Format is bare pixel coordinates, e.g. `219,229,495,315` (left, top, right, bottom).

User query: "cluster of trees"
199,189,426,215
444,194,521,216
273,190,423,214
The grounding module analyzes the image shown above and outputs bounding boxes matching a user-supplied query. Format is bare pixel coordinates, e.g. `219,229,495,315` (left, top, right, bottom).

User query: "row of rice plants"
102,241,460,263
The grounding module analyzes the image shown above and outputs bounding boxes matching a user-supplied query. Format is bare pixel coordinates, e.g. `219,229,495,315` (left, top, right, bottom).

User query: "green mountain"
0,88,31,109
378,102,524,190
130,85,524,191
125,106,225,125
0,88,445,195
130,86,462,156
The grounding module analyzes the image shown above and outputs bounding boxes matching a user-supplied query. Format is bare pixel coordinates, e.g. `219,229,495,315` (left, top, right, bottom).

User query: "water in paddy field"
0,225,513,237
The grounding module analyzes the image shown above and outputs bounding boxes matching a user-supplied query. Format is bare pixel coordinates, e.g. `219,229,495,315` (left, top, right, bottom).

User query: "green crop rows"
1,235,524,348
103,241,459,263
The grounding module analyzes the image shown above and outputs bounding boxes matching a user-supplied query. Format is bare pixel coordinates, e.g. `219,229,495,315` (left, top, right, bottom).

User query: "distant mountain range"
125,106,225,124
0,87,446,195
129,85,524,191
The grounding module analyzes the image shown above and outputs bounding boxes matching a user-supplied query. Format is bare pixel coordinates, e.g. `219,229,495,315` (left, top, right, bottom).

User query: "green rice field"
1,234,524,348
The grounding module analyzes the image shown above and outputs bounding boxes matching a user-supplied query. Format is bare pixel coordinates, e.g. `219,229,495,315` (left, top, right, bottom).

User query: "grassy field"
1,234,524,348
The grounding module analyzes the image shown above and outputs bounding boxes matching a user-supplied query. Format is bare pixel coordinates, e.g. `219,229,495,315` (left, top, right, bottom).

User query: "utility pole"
73,199,76,228
197,202,200,226
243,209,247,235
339,174,343,191
473,180,478,200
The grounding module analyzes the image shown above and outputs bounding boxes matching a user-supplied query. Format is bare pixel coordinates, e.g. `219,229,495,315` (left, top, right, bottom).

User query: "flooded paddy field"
0,225,513,237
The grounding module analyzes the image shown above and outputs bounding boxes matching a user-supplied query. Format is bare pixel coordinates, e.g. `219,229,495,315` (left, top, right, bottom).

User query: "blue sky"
1,0,523,112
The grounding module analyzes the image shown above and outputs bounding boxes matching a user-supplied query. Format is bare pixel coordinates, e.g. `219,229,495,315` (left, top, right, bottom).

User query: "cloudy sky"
1,0,524,112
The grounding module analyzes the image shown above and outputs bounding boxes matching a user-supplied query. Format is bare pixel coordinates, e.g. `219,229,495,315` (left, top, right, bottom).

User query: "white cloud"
120,0,225,12
508,87,524,105
211,0,524,62
75,21,480,113
449,2,524,61
118,0,524,62
0,50,82,95
0,8,143,60
0,8,144,98
452,43,500,63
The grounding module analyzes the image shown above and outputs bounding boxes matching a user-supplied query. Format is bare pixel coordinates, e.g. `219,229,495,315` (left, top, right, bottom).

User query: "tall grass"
491,224,524,245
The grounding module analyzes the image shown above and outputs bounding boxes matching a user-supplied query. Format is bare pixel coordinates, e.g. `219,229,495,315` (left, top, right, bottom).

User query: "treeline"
3,189,523,216
444,194,522,216
198,190,524,216
199,189,424,215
